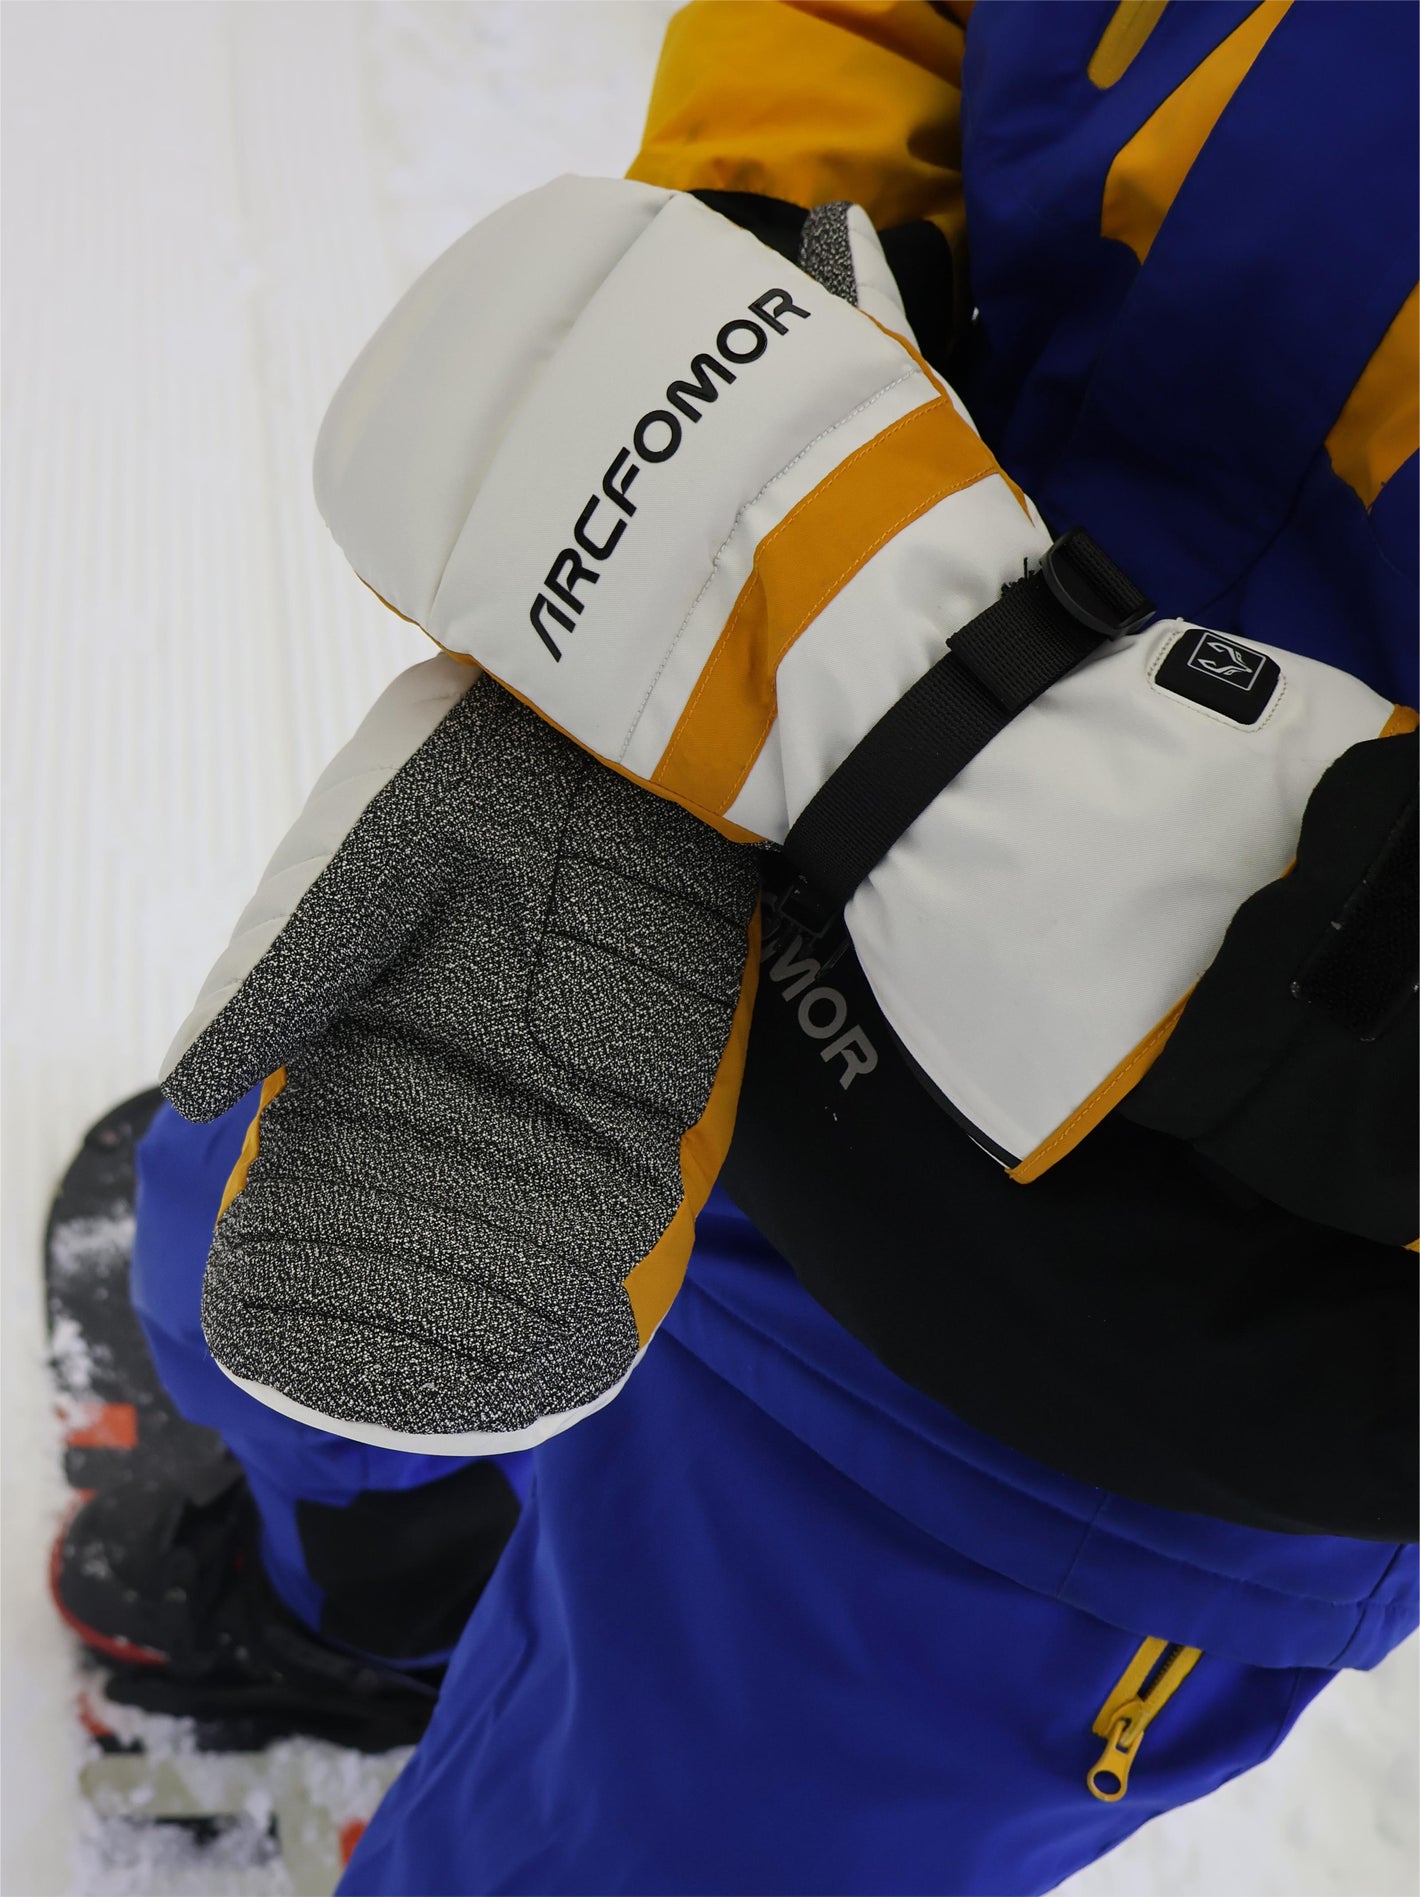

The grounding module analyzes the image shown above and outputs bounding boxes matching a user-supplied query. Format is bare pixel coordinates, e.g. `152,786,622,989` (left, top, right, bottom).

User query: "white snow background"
2,5,1414,1894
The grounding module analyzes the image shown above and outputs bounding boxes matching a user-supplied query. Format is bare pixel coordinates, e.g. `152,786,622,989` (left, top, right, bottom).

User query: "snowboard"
46,1090,406,1896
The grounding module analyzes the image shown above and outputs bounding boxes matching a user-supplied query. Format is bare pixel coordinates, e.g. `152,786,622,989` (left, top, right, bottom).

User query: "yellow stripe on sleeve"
629,1,968,250
1101,0,1291,263
1088,1,1170,89
1325,285,1420,511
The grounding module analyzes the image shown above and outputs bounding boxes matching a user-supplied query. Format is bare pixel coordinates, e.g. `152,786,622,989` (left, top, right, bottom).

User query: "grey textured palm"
163,676,760,1440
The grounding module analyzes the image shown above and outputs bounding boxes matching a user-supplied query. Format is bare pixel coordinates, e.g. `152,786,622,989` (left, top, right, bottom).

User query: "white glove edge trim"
213,1348,648,1455
160,657,477,1084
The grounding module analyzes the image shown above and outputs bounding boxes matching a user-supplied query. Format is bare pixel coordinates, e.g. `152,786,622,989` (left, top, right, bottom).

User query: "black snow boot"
51,1456,444,1752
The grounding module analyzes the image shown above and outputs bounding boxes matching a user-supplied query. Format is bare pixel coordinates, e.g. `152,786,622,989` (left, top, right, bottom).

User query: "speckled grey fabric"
798,202,858,305
164,677,760,1440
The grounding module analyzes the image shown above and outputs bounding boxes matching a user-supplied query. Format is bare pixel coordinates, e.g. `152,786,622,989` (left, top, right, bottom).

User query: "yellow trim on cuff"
1012,704,1414,1186
1009,993,1192,1185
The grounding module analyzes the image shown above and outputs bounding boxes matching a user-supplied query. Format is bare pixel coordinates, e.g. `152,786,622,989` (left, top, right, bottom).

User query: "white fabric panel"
221,1344,648,1457
845,202,917,346
428,191,919,764
728,731,794,844
161,657,474,1075
849,624,1394,1162
623,365,941,788
314,176,671,626
725,473,1048,837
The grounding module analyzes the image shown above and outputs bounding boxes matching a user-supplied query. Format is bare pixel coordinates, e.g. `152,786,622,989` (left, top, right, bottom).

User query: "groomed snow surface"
2,6,1414,1894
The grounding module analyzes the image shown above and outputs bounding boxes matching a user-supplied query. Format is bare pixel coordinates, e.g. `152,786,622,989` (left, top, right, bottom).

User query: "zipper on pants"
1087,1635,1203,1801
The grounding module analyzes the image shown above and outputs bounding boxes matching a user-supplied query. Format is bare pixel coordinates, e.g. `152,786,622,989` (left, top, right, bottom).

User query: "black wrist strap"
780,530,1153,935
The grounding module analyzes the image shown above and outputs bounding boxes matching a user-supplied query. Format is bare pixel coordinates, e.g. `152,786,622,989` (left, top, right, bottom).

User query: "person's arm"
627,0,1417,1255
629,0,972,368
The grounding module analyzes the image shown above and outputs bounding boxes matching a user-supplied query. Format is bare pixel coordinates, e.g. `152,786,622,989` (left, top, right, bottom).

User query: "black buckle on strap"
775,872,841,943
1041,528,1154,641
780,526,1154,937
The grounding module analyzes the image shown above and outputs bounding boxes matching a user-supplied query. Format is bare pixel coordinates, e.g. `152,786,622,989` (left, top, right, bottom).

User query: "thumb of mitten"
162,657,476,1120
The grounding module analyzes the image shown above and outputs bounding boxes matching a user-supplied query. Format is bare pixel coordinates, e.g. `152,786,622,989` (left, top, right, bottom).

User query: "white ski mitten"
315,177,1407,1177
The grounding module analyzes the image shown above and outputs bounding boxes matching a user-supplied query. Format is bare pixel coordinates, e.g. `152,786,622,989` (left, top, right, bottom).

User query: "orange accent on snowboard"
340,1820,369,1865
48,1505,168,1667
77,1693,117,1741
64,1400,139,1450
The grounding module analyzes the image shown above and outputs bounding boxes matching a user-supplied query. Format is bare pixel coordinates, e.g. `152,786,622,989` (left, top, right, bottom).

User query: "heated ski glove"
162,663,759,1448
167,176,1411,1454
314,177,1407,1184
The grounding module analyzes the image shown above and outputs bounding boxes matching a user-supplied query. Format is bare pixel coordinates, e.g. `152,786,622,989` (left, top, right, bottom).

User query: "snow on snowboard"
45,1091,406,1895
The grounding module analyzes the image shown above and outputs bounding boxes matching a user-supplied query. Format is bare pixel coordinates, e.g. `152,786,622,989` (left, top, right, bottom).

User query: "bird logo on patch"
1186,634,1266,691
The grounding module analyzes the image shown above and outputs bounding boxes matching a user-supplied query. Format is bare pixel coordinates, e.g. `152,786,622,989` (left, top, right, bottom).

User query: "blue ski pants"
130,1090,1415,1896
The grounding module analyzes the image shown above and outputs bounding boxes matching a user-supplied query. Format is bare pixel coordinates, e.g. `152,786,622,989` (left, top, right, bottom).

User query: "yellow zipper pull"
1087,1637,1203,1802
1088,1697,1148,1801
